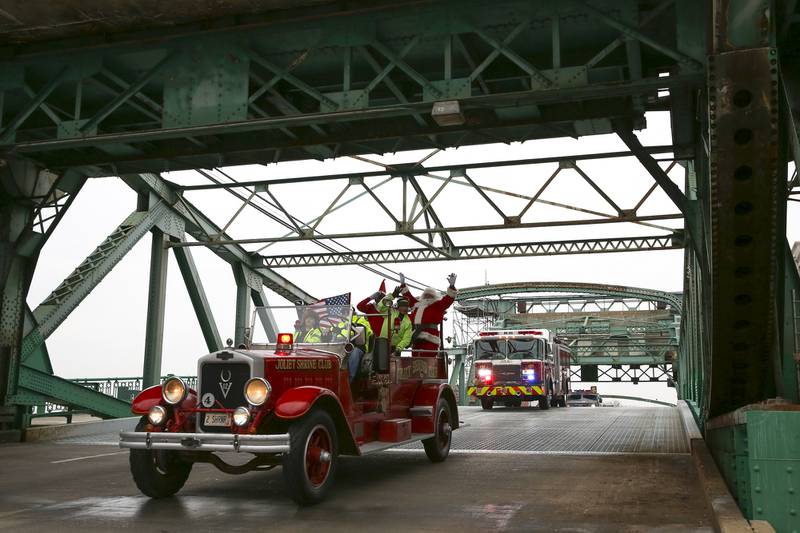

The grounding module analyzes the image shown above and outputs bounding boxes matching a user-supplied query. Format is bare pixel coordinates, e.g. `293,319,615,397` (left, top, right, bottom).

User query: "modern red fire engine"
119,304,458,505
466,329,571,410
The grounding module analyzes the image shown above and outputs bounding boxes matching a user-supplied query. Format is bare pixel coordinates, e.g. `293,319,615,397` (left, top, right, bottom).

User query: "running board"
358,433,434,455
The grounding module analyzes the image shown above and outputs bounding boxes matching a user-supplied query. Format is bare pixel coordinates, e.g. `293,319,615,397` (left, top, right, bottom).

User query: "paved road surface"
0,406,712,532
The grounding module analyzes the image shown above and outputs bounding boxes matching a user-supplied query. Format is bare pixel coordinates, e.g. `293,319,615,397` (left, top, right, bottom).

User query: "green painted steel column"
0,254,32,434
173,244,222,352
142,229,169,388
1,159,46,435
232,264,250,346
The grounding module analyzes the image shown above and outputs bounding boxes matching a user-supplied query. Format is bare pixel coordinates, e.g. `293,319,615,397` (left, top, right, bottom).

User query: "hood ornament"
219,369,232,398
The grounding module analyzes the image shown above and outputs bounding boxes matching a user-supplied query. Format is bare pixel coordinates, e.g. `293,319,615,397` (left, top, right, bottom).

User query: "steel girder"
23,203,173,361
705,1,784,418
121,173,315,304
0,1,704,174
142,229,169,388
456,281,683,310
173,243,223,353
570,363,673,383
170,148,686,262
258,235,682,267
9,366,130,420
1,159,86,433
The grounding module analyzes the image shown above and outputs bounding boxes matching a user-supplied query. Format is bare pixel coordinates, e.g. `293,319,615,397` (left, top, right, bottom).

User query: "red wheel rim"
304,425,332,487
437,407,451,449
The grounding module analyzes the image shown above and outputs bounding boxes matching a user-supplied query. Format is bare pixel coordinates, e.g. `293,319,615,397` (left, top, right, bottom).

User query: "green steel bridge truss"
1,0,799,524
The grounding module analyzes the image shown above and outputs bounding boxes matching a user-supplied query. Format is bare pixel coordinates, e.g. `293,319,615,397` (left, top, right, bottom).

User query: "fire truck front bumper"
119,431,291,454
467,385,545,397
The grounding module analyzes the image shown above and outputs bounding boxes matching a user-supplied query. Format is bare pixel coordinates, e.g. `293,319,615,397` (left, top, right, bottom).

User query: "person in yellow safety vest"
377,294,413,355
329,312,374,382
329,313,373,346
295,310,323,343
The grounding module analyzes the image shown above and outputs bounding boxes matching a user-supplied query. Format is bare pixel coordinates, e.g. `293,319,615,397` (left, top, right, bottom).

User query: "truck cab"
119,303,459,505
466,329,571,410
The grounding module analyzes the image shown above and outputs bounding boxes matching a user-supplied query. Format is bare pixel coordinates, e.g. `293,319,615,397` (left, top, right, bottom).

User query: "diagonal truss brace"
122,173,315,304
614,125,688,215
22,201,174,360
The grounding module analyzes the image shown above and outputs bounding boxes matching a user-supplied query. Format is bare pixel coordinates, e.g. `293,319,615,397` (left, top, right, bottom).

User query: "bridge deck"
0,406,711,532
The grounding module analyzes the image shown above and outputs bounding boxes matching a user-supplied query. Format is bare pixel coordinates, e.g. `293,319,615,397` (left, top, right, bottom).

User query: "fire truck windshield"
474,338,544,360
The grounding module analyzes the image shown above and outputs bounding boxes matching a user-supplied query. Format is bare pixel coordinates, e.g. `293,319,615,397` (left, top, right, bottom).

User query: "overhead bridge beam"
258,235,682,268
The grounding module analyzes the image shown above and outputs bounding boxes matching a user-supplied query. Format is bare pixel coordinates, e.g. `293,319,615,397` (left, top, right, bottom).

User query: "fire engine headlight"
233,406,251,427
244,378,271,406
147,405,167,426
162,377,187,405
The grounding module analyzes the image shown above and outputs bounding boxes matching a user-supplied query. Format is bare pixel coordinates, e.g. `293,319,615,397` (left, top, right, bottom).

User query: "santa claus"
399,273,457,357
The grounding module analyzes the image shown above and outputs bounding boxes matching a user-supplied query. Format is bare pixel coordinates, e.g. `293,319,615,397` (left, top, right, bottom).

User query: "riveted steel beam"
22,202,172,362
121,173,315,304
173,242,222,353
258,235,682,268
457,281,683,310
142,229,169,389
706,3,783,417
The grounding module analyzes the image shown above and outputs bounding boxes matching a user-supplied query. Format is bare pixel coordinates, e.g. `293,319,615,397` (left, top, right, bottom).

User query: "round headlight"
148,405,167,426
233,406,251,427
162,377,187,405
244,378,271,406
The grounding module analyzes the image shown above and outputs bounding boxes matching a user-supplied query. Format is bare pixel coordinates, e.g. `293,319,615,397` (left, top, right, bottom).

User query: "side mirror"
373,337,390,373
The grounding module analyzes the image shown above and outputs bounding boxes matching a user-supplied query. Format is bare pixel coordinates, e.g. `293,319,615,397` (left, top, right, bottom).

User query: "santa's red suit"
356,295,385,337
401,285,457,357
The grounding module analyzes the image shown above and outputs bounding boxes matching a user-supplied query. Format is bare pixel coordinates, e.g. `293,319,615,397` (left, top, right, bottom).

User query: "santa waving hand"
399,273,458,357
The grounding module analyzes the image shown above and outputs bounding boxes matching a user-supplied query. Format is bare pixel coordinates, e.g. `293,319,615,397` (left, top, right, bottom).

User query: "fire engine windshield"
474,337,544,360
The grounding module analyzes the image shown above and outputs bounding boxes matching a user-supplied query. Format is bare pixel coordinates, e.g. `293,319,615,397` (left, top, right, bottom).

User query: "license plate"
204,413,231,427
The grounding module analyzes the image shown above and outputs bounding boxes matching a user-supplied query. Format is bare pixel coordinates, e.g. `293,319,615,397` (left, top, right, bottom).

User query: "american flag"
304,293,351,328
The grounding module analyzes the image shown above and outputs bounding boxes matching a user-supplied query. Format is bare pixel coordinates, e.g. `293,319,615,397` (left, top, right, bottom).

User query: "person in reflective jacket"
329,312,373,382
295,310,323,343
376,295,413,355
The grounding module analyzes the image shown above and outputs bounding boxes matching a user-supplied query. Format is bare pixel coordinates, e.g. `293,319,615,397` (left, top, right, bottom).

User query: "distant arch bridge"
456,282,683,313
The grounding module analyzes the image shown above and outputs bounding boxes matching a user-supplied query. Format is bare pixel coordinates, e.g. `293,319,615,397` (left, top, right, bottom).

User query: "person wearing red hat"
356,280,389,335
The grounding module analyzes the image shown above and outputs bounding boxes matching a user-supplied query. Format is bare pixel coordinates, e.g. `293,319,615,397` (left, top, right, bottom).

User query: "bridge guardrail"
34,375,198,420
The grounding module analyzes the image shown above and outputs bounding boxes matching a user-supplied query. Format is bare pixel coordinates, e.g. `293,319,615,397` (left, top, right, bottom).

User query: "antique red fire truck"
466,329,571,410
119,304,459,505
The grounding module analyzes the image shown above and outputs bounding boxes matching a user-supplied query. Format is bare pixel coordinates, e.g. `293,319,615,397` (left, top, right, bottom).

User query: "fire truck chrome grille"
199,362,250,432
492,363,520,383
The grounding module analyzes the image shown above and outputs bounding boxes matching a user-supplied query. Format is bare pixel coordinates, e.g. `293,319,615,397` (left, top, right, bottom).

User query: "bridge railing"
33,375,198,419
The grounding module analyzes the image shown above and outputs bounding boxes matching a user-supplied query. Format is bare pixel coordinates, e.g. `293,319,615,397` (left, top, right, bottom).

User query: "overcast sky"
27,111,798,402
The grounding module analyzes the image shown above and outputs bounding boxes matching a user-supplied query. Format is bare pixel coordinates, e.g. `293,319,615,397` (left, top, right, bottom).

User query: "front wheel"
538,395,550,410
480,397,494,410
423,398,453,462
129,417,193,498
283,409,338,505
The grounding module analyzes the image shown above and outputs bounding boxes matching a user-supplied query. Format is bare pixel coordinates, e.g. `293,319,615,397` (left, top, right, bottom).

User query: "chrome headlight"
233,406,251,427
244,378,271,406
148,405,167,426
162,377,187,405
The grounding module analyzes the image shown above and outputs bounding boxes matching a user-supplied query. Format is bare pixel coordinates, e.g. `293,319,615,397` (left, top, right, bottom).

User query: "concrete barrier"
24,416,138,442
